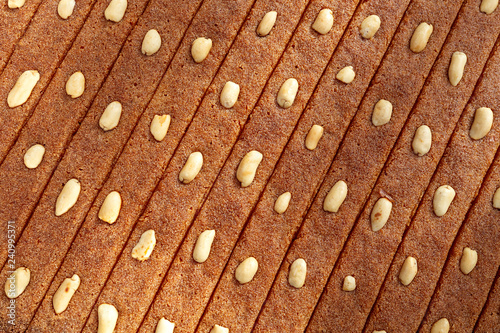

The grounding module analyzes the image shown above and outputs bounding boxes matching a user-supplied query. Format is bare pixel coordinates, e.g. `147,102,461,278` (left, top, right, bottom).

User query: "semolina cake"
1,0,499,332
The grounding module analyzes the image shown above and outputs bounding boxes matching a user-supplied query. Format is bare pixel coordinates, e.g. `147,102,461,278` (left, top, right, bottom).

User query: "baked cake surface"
1,0,499,332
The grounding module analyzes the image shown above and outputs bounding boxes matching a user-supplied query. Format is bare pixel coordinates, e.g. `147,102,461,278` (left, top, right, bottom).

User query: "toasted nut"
156,317,175,333
257,11,277,36
336,66,355,84
53,274,80,314
372,99,393,126
65,71,85,98
360,15,381,39
98,191,122,224
342,275,356,291
4,267,30,299
277,78,299,109
460,247,478,275
470,107,493,140
104,0,127,22
410,22,433,53
399,256,418,286
412,125,432,156
431,318,450,333
24,144,45,169
193,230,215,263
8,0,25,8
288,258,306,288
220,81,240,109
99,101,122,131
98,304,118,333
55,178,81,216
312,9,333,35
494,188,500,209
132,230,156,261
141,29,161,55
323,180,348,213
305,125,324,150
191,37,212,63
237,150,263,187
371,197,392,231
235,257,258,284
7,70,40,108
433,185,456,217
150,114,171,142
373,331,387,333
274,191,291,214
481,0,499,14
211,325,229,333
448,51,467,86
58,0,75,19
179,152,203,184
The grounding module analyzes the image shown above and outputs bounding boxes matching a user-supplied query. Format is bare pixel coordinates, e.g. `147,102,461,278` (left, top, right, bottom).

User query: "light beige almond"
431,318,450,333
66,71,85,98
399,256,418,286
433,185,455,217
460,247,478,275
8,0,25,8
98,304,118,333
8,70,40,108
53,274,80,314
191,37,212,63
58,0,76,19
257,11,277,36
323,180,348,213
142,29,162,55
336,66,355,84
99,101,122,131
4,267,30,299
98,191,122,224
156,317,175,333
210,325,229,333
220,81,240,109
237,150,263,187
372,99,393,126
371,197,392,231
410,22,433,53
305,124,324,150
274,192,291,214
277,78,299,108
312,8,333,34
179,152,203,184
193,230,216,263
470,107,493,140
412,125,432,156
24,144,45,169
55,178,81,216
494,187,500,209
104,0,127,22
150,114,171,141
360,15,381,39
481,0,499,14
235,257,258,284
131,229,156,261
448,51,467,86
342,275,356,291
288,258,307,288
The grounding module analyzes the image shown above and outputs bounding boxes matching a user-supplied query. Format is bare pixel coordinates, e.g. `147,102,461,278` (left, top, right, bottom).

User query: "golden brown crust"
0,0,104,161
475,269,500,332
309,1,500,332
0,0,205,330
0,0,43,73
418,155,500,332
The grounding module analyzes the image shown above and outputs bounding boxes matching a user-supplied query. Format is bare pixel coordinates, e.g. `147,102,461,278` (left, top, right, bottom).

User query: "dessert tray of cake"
1,0,499,332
